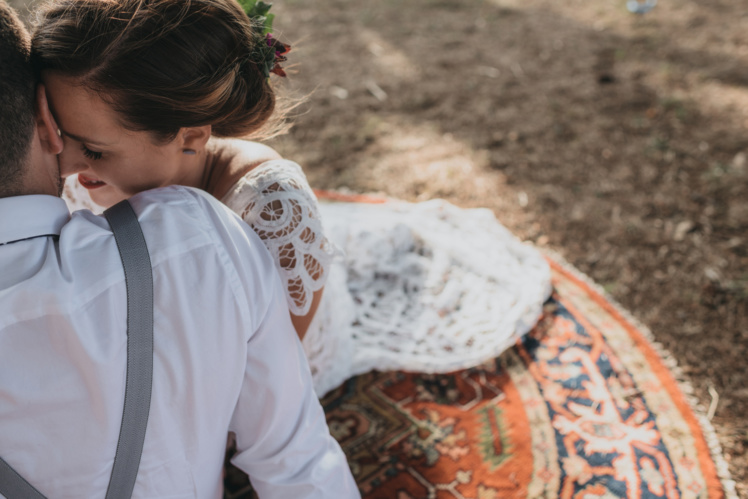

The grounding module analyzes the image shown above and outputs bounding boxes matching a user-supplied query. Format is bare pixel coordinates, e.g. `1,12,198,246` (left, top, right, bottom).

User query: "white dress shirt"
0,187,359,499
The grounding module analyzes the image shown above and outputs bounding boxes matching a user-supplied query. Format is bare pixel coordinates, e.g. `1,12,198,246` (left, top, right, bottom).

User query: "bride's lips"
78,174,106,190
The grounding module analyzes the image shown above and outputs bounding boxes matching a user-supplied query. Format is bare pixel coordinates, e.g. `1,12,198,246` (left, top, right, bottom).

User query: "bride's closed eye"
81,144,103,161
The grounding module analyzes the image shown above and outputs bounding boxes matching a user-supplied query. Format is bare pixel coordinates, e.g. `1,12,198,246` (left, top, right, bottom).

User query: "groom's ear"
35,83,64,155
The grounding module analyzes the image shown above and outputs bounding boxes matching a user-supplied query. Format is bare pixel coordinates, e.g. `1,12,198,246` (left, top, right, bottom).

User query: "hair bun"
209,56,276,138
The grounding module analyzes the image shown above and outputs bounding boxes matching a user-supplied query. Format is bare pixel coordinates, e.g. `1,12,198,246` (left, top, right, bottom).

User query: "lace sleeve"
221,159,336,316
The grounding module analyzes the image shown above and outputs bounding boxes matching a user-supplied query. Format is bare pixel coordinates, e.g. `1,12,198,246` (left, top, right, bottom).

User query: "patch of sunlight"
351,118,499,201
693,81,748,129
357,28,421,81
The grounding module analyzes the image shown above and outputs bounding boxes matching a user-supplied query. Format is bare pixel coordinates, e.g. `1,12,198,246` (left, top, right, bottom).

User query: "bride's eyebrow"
60,129,109,147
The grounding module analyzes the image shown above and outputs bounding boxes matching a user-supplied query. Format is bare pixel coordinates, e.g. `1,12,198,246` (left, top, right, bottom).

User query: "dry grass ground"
12,0,747,494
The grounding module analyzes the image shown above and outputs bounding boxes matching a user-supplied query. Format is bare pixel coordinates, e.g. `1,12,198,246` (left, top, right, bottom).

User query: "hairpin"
238,0,291,78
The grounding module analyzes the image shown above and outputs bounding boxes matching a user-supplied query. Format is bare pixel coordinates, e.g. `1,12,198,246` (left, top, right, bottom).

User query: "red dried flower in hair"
267,33,290,77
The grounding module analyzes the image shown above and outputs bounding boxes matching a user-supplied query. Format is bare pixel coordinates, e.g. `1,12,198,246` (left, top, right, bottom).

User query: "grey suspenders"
102,200,154,499
0,200,154,499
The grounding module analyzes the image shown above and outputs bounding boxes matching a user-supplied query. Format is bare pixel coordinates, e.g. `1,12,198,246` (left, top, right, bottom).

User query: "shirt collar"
0,195,70,246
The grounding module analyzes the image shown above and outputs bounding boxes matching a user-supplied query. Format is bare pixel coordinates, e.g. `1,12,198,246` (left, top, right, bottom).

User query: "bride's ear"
35,84,64,155
179,125,212,154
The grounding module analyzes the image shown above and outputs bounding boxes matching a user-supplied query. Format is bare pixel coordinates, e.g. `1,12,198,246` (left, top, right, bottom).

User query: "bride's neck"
199,138,232,197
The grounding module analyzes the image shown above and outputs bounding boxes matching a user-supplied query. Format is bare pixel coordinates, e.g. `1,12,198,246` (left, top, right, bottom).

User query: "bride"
32,0,551,396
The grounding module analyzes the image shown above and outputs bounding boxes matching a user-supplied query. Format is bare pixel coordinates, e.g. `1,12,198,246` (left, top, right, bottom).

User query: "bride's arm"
214,141,333,341
290,288,324,340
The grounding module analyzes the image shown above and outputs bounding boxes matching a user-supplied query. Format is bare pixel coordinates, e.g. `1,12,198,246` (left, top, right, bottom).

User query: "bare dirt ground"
14,0,747,494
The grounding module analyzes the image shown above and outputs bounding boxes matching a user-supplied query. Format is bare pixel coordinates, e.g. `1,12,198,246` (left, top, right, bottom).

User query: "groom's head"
0,0,62,198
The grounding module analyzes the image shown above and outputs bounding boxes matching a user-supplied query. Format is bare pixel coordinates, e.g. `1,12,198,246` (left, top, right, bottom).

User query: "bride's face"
43,72,193,207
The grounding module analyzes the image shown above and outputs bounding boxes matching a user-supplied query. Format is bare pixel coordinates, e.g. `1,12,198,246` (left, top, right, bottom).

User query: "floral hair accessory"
238,0,291,78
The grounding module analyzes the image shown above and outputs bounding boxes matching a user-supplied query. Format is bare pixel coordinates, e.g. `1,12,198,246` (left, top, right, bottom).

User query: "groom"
0,3,358,498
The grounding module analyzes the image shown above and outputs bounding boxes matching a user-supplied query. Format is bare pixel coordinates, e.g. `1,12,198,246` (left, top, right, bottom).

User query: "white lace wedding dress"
63,159,552,396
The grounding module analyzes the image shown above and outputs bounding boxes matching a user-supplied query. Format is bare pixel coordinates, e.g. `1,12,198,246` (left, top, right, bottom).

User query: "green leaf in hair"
238,0,290,78
264,13,275,35
236,0,257,14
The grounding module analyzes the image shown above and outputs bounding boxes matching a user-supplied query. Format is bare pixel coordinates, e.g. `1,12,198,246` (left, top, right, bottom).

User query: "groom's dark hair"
0,1,35,197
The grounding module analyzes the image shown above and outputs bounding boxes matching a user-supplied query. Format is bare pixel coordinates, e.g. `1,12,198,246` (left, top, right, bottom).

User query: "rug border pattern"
541,248,738,499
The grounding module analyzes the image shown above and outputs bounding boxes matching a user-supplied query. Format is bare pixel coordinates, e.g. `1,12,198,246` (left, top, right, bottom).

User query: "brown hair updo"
31,0,284,142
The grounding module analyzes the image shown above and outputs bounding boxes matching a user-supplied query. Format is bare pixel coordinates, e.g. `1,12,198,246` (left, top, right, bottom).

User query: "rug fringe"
541,248,738,499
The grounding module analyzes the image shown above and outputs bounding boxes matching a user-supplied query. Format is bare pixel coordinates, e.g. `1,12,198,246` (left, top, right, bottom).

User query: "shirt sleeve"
198,186,358,498
227,267,359,498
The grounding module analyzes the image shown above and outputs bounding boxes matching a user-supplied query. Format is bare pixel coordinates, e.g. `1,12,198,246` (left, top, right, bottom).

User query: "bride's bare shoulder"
229,139,282,164
209,138,284,199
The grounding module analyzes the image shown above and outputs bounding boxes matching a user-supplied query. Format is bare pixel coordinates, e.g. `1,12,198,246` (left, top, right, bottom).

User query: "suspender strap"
103,200,154,499
0,459,46,499
0,200,154,499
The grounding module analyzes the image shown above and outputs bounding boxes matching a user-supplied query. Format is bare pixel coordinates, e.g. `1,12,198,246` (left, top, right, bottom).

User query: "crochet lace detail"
311,199,552,395
221,160,336,316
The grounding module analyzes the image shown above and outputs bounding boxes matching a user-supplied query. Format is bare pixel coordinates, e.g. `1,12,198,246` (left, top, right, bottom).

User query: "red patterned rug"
224,193,734,499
